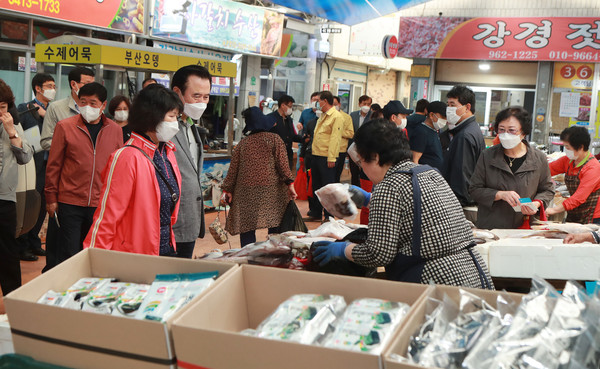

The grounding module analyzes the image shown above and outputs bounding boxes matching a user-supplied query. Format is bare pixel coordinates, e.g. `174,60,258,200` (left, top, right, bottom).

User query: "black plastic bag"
278,200,308,233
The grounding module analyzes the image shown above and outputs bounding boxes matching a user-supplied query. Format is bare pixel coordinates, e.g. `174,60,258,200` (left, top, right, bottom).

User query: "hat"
382,100,413,116
427,101,447,117
242,106,277,133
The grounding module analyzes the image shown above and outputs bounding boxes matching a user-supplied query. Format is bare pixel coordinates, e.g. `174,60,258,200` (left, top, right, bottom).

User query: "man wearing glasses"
15,74,56,261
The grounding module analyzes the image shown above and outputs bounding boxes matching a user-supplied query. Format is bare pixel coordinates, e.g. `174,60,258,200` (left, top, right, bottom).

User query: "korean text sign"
2,0,144,33
397,17,600,62
152,0,284,56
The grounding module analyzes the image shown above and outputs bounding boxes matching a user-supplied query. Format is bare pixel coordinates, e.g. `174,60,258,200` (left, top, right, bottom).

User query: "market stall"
35,35,239,155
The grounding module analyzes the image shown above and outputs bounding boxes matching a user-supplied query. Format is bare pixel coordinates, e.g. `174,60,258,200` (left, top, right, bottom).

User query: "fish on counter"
472,229,499,244
531,220,599,234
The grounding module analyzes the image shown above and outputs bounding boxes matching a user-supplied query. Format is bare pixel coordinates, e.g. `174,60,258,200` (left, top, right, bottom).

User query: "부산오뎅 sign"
1,0,144,33
152,0,284,57
397,17,600,63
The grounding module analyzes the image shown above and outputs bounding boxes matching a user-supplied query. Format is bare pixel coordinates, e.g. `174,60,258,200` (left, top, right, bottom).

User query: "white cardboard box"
0,315,14,355
383,284,523,369
172,264,431,369
4,248,237,369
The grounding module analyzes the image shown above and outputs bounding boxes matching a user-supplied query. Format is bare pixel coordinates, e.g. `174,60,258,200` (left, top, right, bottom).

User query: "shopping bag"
293,158,308,200
307,169,314,197
209,211,228,244
279,200,308,233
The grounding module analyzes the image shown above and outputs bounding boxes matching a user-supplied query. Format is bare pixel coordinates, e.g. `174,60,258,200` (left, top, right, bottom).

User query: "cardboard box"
172,264,431,369
0,315,13,355
383,285,523,369
4,248,237,369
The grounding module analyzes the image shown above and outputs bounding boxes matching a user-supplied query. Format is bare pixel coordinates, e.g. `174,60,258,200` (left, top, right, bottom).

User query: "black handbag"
278,200,308,233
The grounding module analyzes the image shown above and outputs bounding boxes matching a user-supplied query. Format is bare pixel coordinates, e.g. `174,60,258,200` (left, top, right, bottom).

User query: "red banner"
1,0,144,33
398,17,600,62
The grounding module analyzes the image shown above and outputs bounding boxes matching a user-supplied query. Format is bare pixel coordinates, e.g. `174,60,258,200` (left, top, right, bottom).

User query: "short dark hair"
358,95,371,104
447,85,476,114
68,67,94,89
560,125,591,151
278,94,295,106
310,91,320,99
129,84,183,134
415,99,429,113
494,106,532,136
0,78,15,109
32,73,54,93
171,65,212,94
142,78,157,86
333,96,341,104
108,95,131,116
78,82,107,103
353,118,411,166
319,91,333,105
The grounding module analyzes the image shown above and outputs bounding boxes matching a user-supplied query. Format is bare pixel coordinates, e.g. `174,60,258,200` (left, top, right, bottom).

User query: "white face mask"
311,101,318,110
433,117,446,131
114,110,129,122
315,110,323,118
183,102,207,120
446,106,463,125
286,107,293,116
335,105,341,111
396,116,407,130
498,132,522,150
360,105,370,114
155,121,180,142
43,88,56,101
565,148,576,161
80,105,102,123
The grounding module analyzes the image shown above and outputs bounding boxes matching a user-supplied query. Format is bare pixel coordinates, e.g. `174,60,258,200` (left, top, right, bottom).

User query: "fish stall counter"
201,152,231,209
474,228,600,281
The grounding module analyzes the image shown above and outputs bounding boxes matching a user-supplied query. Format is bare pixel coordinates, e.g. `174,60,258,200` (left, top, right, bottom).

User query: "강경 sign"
397,17,600,62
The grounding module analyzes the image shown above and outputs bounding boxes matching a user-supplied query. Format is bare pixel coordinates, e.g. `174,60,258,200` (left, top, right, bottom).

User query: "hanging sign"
381,35,398,59
1,0,145,33
552,62,595,89
152,0,284,57
397,17,600,62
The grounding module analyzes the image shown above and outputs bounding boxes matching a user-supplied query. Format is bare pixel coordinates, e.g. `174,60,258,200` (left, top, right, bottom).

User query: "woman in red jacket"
84,85,184,255
547,126,600,224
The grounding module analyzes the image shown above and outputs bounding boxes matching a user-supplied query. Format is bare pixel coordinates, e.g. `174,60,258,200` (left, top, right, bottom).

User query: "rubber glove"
348,185,371,208
312,241,348,266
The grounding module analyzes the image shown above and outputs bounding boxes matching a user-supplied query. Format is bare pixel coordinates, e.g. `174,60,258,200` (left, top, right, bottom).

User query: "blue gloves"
348,185,371,208
312,241,348,266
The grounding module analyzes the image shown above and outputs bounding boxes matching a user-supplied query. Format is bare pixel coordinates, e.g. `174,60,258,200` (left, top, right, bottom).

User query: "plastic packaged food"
138,271,218,322
315,183,358,220
255,294,347,344
321,298,410,354
113,283,150,317
82,282,131,315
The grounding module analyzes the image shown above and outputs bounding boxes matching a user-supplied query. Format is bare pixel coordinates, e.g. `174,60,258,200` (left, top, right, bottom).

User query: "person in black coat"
441,85,485,209
15,73,56,261
268,94,302,171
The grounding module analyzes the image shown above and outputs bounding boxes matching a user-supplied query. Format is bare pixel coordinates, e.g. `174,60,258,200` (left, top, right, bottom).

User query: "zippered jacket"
84,133,181,255
45,114,123,207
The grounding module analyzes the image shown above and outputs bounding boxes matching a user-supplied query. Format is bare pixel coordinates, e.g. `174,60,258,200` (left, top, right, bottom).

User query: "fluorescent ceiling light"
479,62,491,71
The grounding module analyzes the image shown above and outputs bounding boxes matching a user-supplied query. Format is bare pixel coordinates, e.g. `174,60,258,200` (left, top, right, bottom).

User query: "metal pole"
24,51,32,102
227,76,235,156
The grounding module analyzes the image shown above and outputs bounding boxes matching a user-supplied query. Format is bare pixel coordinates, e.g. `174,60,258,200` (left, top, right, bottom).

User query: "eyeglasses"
42,83,56,89
497,128,521,135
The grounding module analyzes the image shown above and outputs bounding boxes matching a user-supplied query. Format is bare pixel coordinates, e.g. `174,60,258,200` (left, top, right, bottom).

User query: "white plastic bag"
315,183,358,220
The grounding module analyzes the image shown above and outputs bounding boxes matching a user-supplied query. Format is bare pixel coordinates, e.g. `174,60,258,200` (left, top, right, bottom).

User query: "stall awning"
35,36,237,78
267,0,430,25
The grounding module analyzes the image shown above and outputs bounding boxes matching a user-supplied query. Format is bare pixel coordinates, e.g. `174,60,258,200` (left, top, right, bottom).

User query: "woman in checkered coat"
313,119,493,289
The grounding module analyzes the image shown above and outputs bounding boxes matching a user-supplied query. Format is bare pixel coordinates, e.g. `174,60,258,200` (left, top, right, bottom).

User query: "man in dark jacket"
442,85,485,211
348,94,372,186
16,73,55,261
268,94,303,171
406,98,428,140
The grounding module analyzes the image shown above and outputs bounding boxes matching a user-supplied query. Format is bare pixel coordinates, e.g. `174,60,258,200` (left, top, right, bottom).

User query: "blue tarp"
268,0,429,25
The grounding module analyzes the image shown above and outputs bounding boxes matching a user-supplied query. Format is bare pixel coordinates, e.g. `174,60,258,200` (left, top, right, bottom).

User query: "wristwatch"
8,132,18,139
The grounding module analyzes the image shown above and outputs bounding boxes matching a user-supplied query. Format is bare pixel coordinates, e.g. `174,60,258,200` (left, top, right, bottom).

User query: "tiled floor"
0,198,344,314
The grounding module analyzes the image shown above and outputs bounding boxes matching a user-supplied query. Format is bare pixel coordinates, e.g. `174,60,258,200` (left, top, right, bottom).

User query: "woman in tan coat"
221,107,297,246
469,106,554,229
